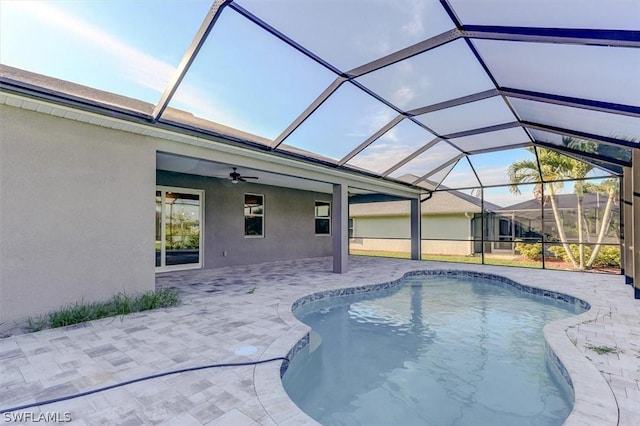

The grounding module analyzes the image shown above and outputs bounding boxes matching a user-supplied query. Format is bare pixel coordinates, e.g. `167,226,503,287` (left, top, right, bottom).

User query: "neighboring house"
494,192,621,251
349,177,500,256
349,179,620,257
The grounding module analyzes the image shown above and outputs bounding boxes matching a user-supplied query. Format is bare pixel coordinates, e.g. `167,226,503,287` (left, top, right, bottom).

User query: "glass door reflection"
156,187,203,271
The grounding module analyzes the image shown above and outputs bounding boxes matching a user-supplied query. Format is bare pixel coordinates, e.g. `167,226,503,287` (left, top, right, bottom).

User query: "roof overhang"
0,83,425,199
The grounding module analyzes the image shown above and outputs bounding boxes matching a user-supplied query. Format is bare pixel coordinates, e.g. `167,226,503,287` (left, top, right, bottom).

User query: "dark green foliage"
590,246,621,268
514,242,542,260
548,244,620,268
29,288,181,330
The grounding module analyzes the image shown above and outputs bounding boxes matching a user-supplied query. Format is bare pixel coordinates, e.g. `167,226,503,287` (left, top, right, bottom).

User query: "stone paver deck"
1,256,639,425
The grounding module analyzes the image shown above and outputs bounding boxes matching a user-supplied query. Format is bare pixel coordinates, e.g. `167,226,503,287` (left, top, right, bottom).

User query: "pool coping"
254,268,618,426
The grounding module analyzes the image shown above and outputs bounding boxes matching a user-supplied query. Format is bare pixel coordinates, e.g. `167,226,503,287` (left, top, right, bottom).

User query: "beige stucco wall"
351,215,410,238
422,240,473,255
350,213,471,239
348,238,472,256
0,105,156,323
349,238,412,253
349,213,472,255
422,213,471,240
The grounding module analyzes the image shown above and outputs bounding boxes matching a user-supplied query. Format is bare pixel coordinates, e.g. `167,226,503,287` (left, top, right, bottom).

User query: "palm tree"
563,139,597,268
507,147,579,268
583,178,619,268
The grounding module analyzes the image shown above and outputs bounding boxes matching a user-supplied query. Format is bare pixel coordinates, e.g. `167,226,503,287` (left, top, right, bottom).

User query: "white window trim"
156,186,204,272
315,200,331,236
244,193,265,238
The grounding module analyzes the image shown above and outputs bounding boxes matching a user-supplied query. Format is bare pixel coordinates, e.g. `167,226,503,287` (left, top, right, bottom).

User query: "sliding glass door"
156,187,203,271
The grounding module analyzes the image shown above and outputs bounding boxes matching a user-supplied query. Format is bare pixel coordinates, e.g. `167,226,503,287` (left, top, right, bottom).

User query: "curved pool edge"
254,269,618,426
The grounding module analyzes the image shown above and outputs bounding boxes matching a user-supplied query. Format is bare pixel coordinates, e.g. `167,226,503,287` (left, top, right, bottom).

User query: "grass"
350,249,410,259
585,343,622,355
350,250,544,268
27,288,181,332
351,250,621,274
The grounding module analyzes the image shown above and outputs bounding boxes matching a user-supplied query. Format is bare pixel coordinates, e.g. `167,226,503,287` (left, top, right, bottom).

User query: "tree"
562,138,597,268
508,143,623,270
507,147,580,268
583,178,619,268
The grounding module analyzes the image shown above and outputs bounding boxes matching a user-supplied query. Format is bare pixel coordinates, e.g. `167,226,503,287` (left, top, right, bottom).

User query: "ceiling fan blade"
242,176,259,180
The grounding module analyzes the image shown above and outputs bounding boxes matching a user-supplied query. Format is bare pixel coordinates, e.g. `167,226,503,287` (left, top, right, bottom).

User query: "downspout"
420,190,433,203
465,212,473,255
418,191,432,257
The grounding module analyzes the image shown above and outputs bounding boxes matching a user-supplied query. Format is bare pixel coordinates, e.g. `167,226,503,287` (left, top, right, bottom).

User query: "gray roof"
501,192,620,211
350,174,500,216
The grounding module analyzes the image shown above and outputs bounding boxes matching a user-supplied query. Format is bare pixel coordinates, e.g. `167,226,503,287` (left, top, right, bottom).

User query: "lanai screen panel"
279,82,398,161
355,39,495,111
448,127,530,153
389,140,462,180
529,129,632,164
535,147,616,181
163,8,336,141
438,157,480,189
470,147,539,187
473,40,640,108
416,96,517,136
508,98,640,143
0,0,210,108
346,119,438,174
449,0,640,29
234,0,454,71
425,161,459,190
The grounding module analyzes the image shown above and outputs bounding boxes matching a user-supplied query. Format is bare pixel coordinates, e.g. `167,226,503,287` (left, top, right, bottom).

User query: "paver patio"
1,256,639,425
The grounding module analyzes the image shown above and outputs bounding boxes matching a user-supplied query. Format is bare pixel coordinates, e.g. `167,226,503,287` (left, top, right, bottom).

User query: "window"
245,193,264,237
315,201,331,235
348,218,354,238
156,187,203,272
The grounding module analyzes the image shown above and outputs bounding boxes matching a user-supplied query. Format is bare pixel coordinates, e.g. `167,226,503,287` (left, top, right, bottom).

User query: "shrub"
547,244,620,268
515,242,542,260
548,244,593,264
590,246,620,268
31,288,181,331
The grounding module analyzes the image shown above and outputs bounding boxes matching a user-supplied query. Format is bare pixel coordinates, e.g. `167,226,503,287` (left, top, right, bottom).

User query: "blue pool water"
282,274,585,426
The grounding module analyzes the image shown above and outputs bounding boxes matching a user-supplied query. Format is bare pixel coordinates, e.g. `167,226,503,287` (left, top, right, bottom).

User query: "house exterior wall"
349,213,472,255
156,171,332,268
0,104,337,323
351,215,410,238
0,105,156,323
422,214,471,240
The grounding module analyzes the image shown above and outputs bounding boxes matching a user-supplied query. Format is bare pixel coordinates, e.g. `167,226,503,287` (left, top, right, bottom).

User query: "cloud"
12,1,174,93
441,169,480,188
401,0,426,37
392,86,416,108
473,165,510,186
9,1,245,130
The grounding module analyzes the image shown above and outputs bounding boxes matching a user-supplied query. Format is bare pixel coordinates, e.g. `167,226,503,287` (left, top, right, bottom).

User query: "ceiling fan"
228,167,259,184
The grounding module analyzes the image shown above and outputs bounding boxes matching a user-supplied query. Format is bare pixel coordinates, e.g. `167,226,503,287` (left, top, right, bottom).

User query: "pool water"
282,274,584,426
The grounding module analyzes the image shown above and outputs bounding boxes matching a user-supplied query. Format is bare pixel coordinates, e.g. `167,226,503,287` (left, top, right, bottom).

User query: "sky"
0,0,633,207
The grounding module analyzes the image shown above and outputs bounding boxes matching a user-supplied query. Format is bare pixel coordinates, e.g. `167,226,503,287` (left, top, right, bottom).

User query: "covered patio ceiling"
156,151,394,197
1,0,638,191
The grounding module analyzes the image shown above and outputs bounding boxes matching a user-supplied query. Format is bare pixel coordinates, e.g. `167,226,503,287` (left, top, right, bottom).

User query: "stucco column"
410,198,422,260
632,150,640,298
332,184,348,273
623,166,633,286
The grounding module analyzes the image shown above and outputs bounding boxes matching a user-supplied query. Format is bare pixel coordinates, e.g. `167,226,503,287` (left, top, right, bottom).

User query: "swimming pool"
282,271,587,426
